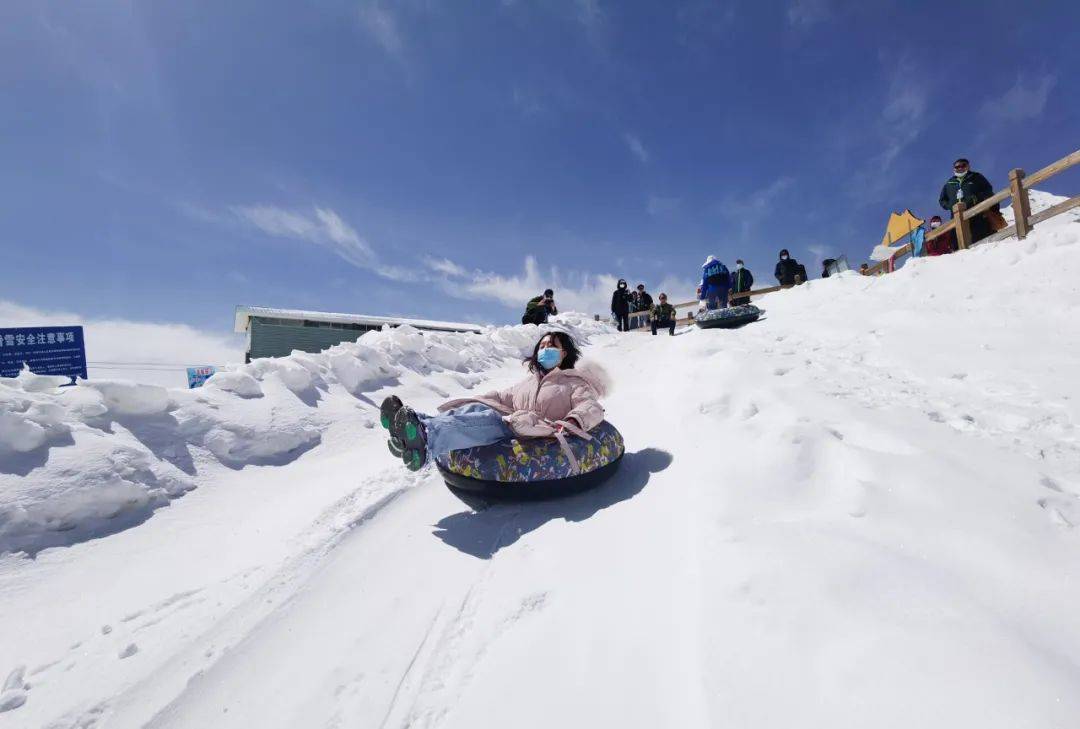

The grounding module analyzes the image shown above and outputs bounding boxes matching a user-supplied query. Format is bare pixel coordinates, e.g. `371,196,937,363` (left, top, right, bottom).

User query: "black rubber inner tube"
695,310,761,329
439,452,624,503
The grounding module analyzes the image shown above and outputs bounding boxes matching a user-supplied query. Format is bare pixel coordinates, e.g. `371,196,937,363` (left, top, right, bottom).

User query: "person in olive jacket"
730,259,754,306
939,158,996,243
650,293,678,336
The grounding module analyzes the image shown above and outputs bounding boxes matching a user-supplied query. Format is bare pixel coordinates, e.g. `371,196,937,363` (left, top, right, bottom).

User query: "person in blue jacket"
699,255,730,310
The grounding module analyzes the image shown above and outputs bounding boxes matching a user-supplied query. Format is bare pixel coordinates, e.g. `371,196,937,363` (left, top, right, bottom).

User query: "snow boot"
394,406,428,471
381,395,406,455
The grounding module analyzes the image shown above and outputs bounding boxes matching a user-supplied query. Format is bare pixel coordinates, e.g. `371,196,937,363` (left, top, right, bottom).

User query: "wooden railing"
865,148,1080,275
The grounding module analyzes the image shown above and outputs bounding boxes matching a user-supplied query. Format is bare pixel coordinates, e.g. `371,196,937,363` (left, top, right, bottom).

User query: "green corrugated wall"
248,319,372,360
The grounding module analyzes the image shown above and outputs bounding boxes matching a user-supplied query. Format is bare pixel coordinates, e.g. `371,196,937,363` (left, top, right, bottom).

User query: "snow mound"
0,315,609,554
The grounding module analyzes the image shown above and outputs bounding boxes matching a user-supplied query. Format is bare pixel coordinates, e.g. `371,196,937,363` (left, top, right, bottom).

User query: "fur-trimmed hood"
558,359,612,398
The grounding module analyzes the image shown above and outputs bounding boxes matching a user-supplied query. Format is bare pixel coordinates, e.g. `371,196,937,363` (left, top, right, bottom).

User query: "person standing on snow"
650,293,678,336
730,259,754,306
522,289,557,325
699,255,731,310
939,158,996,244
610,279,633,332
631,283,653,329
774,249,802,286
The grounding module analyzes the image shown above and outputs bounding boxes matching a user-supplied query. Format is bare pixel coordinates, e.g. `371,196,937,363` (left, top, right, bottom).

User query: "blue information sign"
186,365,217,389
0,326,88,381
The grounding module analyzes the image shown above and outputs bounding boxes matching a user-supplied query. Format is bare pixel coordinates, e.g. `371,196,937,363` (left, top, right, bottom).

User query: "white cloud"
430,255,618,317
979,73,1056,127
649,273,698,307
676,1,737,48
842,58,932,205
424,256,469,277
623,132,649,163
575,0,604,30
512,86,545,117
878,69,929,171
787,0,831,28
373,263,420,283
807,243,831,272
232,204,377,270
718,177,795,219
647,196,681,216
358,2,404,57
715,176,796,242
0,300,242,387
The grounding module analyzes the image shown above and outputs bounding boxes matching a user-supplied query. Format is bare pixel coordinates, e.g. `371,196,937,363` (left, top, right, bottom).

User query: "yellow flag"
880,209,925,246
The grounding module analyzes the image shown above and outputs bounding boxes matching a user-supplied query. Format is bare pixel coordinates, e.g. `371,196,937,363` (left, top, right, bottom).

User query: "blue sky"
2,0,1078,332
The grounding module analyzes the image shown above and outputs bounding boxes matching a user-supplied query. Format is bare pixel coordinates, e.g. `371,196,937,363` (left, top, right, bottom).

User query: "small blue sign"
0,326,87,381
187,365,217,389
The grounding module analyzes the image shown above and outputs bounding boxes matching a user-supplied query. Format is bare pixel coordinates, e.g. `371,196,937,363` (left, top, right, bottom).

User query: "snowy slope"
1,198,1079,728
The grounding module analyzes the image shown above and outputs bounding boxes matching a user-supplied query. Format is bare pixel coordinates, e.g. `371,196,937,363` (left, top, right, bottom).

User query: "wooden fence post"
953,201,972,250
1009,168,1032,239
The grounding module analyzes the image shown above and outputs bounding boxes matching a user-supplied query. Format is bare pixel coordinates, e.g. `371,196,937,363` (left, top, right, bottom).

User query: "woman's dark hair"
525,331,581,373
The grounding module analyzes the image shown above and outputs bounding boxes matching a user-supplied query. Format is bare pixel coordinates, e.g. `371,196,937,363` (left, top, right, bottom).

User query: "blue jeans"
419,404,513,461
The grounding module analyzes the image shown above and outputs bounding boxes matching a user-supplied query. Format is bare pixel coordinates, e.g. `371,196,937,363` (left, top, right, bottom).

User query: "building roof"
233,305,484,334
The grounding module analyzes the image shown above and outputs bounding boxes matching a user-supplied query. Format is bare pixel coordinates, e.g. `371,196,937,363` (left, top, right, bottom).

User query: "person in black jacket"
730,259,754,306
611,279,633,332
630,283,653,329
774,249,802,286
939,158,996,243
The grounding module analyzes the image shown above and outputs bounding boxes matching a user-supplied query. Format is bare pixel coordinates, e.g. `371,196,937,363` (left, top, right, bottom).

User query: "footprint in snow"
773,367,790,376
1038,498,1075,529
0,667,28,713
1039,476,1065,493
118,644,139,659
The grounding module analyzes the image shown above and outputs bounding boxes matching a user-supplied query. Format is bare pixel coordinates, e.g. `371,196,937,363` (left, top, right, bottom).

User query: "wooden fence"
616,146,1079,329
865,148,1080,275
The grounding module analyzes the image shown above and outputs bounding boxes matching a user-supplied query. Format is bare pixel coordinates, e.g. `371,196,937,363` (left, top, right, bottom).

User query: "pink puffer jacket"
438,360,610,441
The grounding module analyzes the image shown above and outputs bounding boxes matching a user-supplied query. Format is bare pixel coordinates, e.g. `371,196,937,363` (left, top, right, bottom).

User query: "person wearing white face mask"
380,331,608,471
925,215,957,256
939,157,997,243
730,259,754,306
774,249,804,286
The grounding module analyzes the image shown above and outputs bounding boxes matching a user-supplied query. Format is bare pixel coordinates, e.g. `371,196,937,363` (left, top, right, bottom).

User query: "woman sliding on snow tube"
380,331,621,497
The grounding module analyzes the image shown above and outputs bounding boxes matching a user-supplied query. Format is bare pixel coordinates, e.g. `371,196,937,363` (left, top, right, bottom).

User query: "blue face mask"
537,347,562,370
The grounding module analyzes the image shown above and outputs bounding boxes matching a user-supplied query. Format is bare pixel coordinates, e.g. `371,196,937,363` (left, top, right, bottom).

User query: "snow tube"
436,420,625,504
694,304,762,330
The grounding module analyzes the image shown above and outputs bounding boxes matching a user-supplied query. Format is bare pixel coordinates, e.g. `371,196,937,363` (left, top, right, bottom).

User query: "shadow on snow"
431,447,673,559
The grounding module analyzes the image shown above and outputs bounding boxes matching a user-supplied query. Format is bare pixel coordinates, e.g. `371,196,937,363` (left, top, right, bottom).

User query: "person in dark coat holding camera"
522,289,557,325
